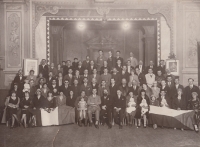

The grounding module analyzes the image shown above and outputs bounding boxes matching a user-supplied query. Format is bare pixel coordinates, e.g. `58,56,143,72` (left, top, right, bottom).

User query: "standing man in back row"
127,52,138,68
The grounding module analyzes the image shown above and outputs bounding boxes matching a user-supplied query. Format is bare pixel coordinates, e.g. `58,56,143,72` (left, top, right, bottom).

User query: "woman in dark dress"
44,92,56,112
28,89,46,127
20,91,32,128
5,91,21,128
173,88,186,110
135,89,150,128
56,90,75,125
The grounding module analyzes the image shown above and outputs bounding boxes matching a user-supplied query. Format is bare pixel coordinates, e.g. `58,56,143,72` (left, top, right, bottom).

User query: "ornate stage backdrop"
0,0,199,88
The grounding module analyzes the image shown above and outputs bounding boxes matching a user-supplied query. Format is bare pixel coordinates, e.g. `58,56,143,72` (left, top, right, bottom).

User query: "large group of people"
3,50,200,132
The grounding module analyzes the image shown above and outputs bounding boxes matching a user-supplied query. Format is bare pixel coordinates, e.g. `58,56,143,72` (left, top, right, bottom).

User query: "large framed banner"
23,58,39,76
166,59,179,76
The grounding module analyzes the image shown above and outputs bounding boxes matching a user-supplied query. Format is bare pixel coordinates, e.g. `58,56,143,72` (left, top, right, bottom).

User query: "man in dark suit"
59,79,71,97
135,67,146,86
120,65,130,83
107,51,116,70
35,78,45,90
48,79,59,92
174,77,184,92
12,69,26,94
129,80,140,97
115,51,124,66
70,79,81,99
82,55,90,70
80,77,92,96
64,68,74,86
184,78,200,102
166,75,177,108
77,61,84,75
119,78,129,97
46,71,55,87
72,58,79,73
157,60,166,75
39,59,49,79
113,89,126,129
116,59,123,73
65,60,72,76
110,78,118,99
111,67,121,86
135,60,145,74
145,60,156,74
88,60,97,75
100,89,113,128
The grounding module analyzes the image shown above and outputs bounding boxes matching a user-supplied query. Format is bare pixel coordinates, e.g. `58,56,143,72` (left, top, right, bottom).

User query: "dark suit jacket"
88,65,97,75
172,95,186,110
115,57,124,66
80,84,92,96
111,73,121,86
39,65,49,79
129,86,140,97
13,75,26,92
64,74,74,86
145,65,156,74
70,85,81,99
119,85,129,97
107,56,116,69
89,74,101,85
31,95,46,109
120,71,130,83
137,73,146,86
157,65,166,75
110,84,118,98
113,95,126,109
100,95,113,109
82,60,90,70
166,83,177,99
184,85,200,101
59,85,71,97
76,66,84,75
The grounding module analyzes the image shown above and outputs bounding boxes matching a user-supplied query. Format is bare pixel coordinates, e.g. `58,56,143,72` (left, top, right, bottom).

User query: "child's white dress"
140,98,148,116
126,98,136,113
23,83,30,92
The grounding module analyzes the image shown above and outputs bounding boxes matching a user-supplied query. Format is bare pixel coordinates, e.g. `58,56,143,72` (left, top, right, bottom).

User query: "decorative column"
3,3,24,88
143,26,156,66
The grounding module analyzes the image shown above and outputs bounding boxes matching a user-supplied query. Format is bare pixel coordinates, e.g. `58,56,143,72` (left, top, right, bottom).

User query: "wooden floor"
0,124,200,147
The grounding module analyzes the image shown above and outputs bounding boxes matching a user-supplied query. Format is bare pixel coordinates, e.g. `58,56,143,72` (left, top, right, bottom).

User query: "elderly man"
87,88,101,128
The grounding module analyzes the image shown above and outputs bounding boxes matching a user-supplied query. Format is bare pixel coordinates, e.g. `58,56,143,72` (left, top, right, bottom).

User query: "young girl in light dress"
77,98,87,120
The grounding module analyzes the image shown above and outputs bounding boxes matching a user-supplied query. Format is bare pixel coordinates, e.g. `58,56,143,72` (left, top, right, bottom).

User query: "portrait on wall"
166,59,179,76
23,58,39,76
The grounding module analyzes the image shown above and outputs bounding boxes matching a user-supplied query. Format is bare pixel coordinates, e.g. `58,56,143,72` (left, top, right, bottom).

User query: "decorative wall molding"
5,12,22,69
46,16,161,65
6,4,22,10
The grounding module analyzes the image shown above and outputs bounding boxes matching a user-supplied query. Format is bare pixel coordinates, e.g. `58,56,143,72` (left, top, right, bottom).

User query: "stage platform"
0,124,200,147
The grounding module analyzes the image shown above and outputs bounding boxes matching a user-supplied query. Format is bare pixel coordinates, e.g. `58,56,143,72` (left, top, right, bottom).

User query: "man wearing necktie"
184,78,200,102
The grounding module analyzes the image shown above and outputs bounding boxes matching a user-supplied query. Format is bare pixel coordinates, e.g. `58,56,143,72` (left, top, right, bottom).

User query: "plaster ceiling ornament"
96,7,110,16
6,4,22,10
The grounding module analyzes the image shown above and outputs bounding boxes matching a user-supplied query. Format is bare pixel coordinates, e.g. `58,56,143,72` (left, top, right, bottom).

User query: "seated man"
100,89,113,129
87,88,101,128
113,89,126,129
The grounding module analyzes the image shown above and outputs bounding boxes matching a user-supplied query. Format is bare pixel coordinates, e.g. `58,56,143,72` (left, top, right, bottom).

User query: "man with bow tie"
100,89,113,128
87,88,101,128
113,89,126,129
184,78,200,102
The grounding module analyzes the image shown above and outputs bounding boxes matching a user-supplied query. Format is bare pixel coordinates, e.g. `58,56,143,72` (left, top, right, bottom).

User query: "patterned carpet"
0,124,200,147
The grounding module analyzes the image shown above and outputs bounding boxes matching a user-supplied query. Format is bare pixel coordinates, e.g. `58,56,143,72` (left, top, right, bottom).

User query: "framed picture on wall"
23,58,39,76
166,59,179,76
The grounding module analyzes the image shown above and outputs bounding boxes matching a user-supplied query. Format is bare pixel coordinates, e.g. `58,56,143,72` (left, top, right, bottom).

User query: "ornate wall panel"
5,12,22,69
